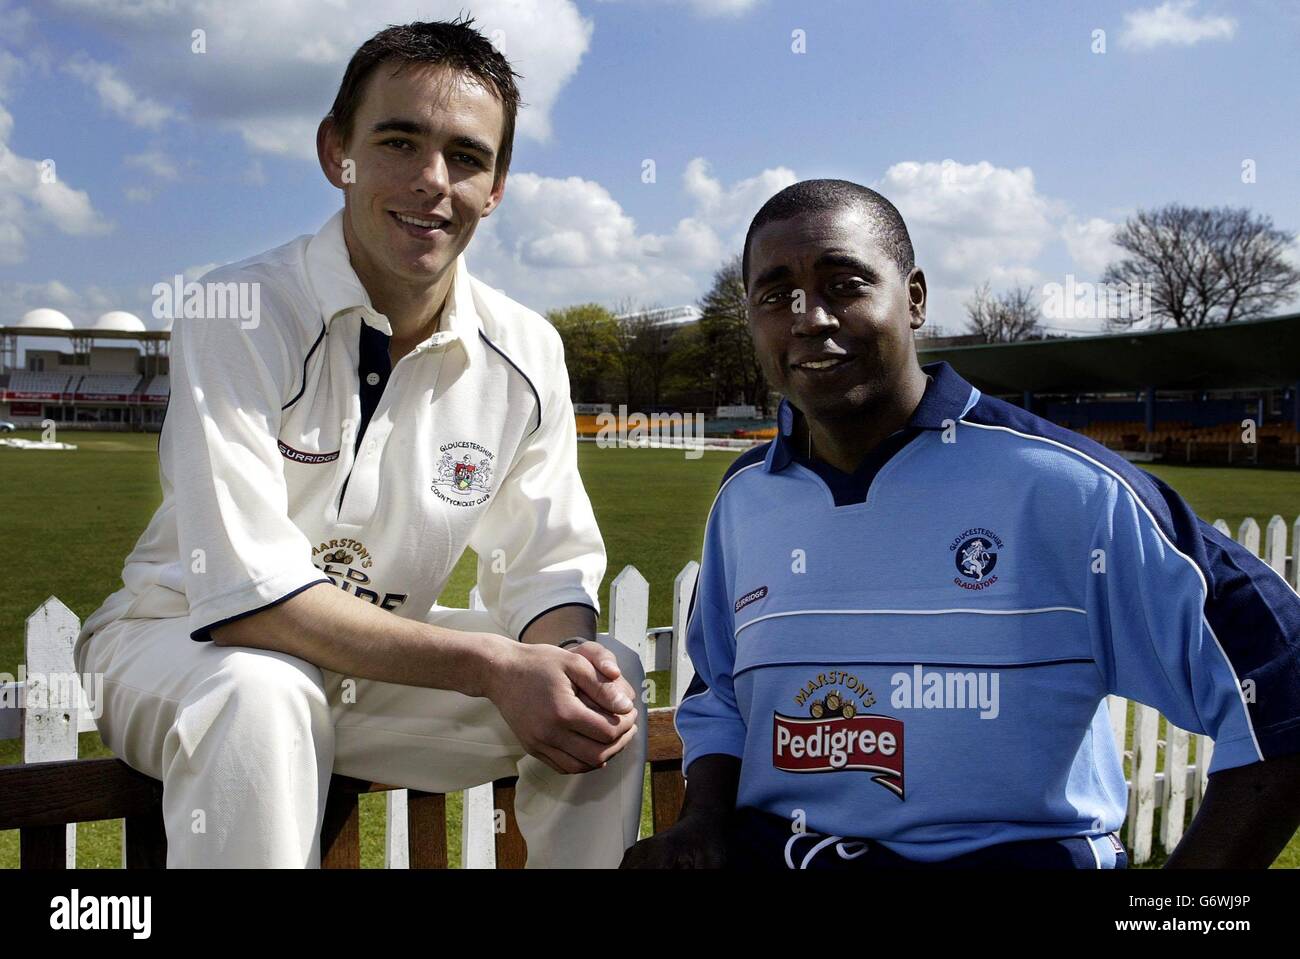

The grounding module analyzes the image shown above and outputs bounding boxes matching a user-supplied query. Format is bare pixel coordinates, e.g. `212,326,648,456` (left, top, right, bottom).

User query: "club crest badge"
949,526,1004,591
432,441,495,506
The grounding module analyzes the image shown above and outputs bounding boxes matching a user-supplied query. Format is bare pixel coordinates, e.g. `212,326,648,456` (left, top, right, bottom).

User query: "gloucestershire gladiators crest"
432,441,495,507
950,526,1004,591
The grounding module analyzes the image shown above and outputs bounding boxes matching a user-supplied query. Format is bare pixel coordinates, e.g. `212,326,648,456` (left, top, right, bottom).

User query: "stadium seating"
71,372,142,395
143,375,169,396
5,371,72,394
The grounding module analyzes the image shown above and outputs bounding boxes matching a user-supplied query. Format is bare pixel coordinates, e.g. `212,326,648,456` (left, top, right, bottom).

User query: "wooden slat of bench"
321,774,370,868
407,790,448,869
20,825,68,869
647,707,681,762
649,761,684,835
0,757,162,828
647,708,686,834
492,777,527,869
125,804,168,869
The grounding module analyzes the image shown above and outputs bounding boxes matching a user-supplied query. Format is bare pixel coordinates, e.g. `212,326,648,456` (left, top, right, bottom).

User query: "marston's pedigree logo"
432,441,495,506
950,526,1004,590
772,671,905,798
313,537,407,612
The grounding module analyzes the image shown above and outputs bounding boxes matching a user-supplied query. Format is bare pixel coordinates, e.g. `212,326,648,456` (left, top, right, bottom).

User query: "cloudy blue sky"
3,0,1298,354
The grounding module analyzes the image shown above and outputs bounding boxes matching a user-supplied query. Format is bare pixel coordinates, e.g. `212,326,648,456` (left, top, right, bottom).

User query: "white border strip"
736,605,1086,637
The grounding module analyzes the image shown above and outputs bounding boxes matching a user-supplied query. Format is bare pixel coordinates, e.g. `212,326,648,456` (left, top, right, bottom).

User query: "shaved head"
742,179,914,288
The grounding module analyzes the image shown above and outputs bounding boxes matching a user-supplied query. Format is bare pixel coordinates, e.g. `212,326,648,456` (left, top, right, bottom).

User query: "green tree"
545,303,619,401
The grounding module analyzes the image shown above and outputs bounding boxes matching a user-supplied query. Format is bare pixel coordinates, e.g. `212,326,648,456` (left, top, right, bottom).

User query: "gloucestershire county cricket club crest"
772,671,905,798
432,441,495,506
949,526,1004,591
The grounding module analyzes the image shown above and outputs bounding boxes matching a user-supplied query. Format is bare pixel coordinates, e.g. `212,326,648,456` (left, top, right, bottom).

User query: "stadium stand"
72,373,142,397
5,371,73,396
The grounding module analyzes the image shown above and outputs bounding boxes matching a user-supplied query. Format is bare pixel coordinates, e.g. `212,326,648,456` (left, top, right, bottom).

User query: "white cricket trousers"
75,605,648,868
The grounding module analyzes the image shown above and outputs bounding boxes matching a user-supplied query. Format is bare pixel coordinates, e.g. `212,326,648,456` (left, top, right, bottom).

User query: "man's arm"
1090,474,1300,865
519,603,596,646
1165,753,1300,868
212,584,635,774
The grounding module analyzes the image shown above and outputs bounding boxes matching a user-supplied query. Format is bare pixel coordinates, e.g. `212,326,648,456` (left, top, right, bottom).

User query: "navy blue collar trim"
769,361,974,473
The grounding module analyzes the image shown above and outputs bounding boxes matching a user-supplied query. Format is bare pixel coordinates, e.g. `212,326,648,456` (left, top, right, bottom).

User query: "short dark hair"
326,17,522,186
741,179,915,287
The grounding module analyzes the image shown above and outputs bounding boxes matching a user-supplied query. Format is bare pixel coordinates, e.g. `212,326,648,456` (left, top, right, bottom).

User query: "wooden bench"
0,706,685,869
1,565,700,868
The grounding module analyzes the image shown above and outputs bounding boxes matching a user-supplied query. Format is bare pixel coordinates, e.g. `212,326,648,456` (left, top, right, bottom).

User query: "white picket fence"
3,511,1297,867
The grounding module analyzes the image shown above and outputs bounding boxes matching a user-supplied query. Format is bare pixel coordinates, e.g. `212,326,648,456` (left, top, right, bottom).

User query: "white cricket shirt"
78,209,605,656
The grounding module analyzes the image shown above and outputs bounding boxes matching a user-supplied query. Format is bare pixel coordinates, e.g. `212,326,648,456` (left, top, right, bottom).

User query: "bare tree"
1101,205,1300,329
964,283,1043,343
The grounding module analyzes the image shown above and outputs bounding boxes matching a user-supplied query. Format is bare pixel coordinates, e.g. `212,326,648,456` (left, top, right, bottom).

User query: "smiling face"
318,61,506,297
746,205,927,424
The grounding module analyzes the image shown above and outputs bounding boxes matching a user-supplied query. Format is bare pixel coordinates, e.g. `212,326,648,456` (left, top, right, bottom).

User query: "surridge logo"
734,585,767,613
773,671,904,798
950,526,1004,590
432,441,495,506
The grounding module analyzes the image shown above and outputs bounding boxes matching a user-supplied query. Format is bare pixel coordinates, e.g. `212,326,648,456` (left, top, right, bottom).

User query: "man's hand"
486,641,638,775
564,638,639,715
620,813,728,868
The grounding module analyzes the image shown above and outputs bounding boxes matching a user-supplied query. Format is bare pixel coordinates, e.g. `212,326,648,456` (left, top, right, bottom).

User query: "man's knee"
195,648,329,734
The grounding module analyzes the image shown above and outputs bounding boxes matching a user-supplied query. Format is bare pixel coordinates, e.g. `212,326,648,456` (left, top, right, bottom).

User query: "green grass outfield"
2,430,1298,867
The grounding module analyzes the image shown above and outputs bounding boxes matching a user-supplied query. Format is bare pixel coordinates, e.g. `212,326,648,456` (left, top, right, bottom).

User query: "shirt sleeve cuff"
510,590,600,642
677,698,748,776
189,574,333,642
517,599,599,642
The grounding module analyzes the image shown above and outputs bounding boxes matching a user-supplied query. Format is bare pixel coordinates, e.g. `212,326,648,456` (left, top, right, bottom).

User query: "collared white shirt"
79,209,605,652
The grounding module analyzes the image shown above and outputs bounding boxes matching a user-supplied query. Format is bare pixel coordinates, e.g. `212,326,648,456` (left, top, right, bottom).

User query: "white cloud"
124,185,153,203
1061,216,1121,276
63,56,178,129
599,0,762,16
0,99,112,263
0,278,129,328
49,0,594,159
878,160,1060,282
124,150,181,181
683,0,762,15
683,157,797,236
1120,1,1236,50
871,160,1067,332
467,159,794,311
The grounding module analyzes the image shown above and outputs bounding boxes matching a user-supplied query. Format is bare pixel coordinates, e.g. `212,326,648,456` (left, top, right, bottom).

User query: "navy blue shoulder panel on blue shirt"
721,441,770,486
964,393,1300,759
682,443,771,703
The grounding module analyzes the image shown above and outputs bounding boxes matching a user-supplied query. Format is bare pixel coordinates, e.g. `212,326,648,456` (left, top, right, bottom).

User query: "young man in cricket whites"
622,179,1300,869
76,18,646,868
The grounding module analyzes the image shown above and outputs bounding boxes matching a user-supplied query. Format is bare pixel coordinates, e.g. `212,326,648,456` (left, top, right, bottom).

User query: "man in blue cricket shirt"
622,179,1300,869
